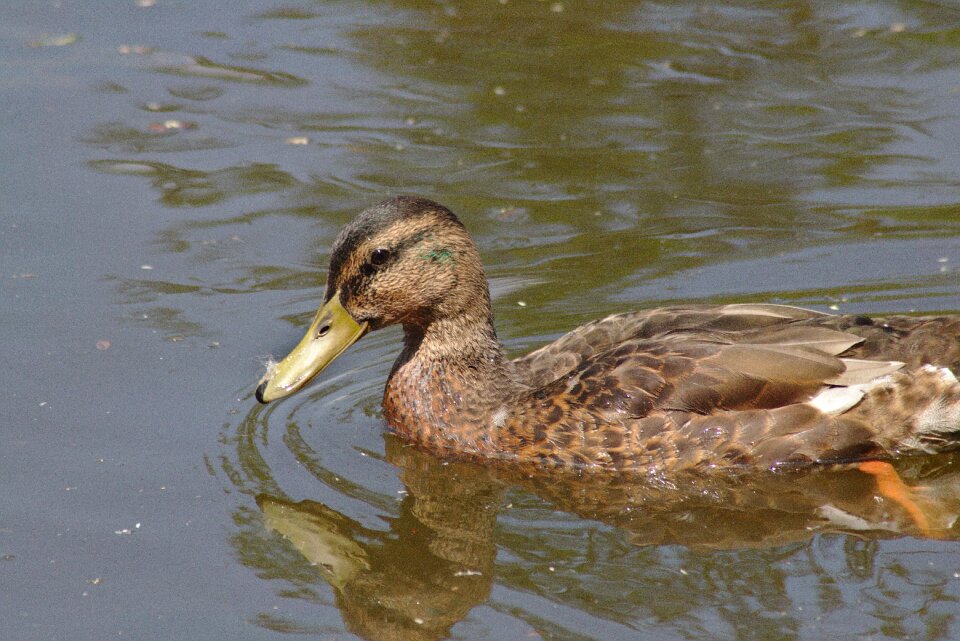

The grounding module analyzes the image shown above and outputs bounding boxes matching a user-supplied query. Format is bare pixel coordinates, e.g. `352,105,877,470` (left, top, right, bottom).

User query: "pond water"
3,1,960,639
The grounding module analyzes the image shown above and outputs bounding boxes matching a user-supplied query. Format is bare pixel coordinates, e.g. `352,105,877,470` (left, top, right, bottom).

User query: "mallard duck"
256,196,960,474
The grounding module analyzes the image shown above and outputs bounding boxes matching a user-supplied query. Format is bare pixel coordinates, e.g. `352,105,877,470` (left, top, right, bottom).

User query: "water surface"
2,1,960,639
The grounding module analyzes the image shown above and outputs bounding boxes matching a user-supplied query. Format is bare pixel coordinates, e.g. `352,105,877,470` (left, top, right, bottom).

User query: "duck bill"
256,291,368,403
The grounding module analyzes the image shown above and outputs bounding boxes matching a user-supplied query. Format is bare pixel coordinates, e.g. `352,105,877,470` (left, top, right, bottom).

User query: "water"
2,1,960,639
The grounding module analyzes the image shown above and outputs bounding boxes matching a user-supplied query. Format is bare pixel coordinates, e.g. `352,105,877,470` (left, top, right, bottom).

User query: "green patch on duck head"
422,246,454,263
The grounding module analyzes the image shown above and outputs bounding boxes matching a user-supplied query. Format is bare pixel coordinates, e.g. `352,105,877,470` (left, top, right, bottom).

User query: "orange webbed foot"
858,460,938,538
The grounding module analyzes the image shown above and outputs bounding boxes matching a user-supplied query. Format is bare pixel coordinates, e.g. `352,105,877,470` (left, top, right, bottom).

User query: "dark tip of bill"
255,381,268,404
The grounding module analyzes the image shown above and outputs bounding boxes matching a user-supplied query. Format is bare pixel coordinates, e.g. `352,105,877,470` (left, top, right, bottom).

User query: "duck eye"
370,248,391,266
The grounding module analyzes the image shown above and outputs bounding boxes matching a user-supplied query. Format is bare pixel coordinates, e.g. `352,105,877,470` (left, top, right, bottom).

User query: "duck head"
255,196,490,403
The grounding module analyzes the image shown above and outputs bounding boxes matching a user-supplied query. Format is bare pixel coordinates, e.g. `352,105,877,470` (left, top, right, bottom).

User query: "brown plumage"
256,196,960,473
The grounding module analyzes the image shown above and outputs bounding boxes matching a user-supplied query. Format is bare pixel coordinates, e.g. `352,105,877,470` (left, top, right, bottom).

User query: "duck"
256,196,960,476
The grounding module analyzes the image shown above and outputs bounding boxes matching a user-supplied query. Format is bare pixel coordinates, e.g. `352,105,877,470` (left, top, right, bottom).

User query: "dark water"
3,1,960,639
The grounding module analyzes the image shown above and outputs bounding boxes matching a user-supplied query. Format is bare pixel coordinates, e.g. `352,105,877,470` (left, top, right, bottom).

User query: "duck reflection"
255,436,960,641
258,439,503,641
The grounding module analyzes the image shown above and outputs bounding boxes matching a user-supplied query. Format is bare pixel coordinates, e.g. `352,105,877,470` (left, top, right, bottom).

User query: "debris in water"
117,44,153,55
147,119,196,133
114,522,141,535
29,33,79,48
96,340,112,351
144,102,181,112
265,358,279,377
259,358,279,387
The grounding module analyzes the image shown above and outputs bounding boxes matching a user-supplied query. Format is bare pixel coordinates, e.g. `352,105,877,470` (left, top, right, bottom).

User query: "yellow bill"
256,290,368,403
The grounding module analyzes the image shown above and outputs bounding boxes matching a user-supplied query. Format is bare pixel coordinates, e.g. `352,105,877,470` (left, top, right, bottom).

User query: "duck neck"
383,310,520,453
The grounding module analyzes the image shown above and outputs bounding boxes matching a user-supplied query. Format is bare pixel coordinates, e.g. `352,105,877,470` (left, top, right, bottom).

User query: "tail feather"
856,365,960,456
